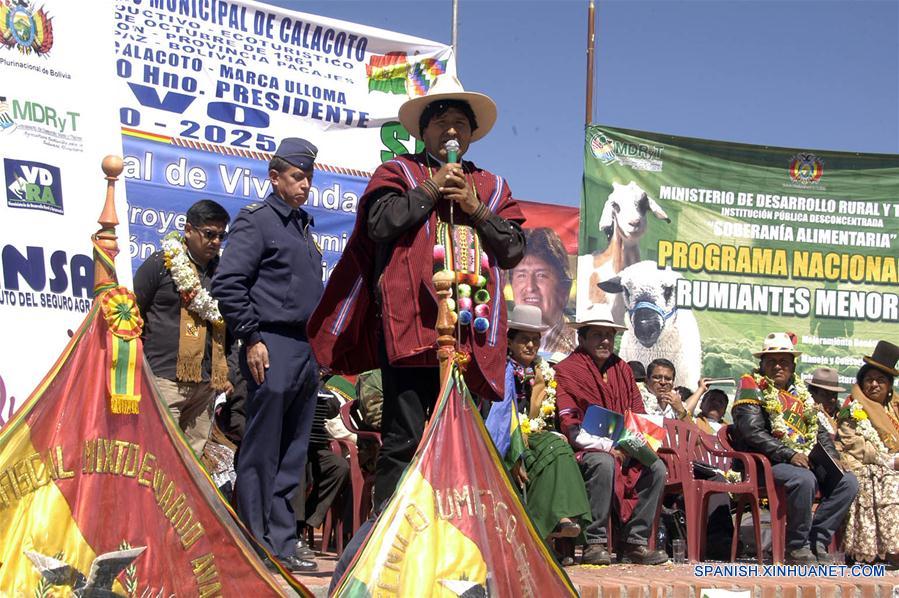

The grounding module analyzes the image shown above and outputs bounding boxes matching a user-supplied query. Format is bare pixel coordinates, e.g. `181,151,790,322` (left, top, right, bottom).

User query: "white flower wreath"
842,400,890,455
519,359,557,435
161,232,223,325
753,372,818,455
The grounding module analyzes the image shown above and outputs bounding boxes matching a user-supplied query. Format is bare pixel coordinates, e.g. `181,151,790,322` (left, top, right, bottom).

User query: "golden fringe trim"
110,393,141,414
733,398,762,408
176,355,203,383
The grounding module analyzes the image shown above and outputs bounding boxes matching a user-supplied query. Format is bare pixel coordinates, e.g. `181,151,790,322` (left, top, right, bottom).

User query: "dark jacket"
731,402,840,465
212,193,324,345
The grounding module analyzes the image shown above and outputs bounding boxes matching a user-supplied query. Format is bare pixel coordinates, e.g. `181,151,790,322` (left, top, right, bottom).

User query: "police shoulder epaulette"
241,202,264,213
733,398,762,408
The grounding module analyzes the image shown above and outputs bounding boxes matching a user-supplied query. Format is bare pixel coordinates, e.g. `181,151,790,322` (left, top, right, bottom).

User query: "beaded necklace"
428,160,492,333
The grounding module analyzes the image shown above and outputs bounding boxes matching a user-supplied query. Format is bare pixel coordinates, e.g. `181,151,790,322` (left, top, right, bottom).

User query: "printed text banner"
580,125,899,386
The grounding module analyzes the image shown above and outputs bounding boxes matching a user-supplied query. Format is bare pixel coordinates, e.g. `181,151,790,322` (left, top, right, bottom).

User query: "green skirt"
522,431,592,540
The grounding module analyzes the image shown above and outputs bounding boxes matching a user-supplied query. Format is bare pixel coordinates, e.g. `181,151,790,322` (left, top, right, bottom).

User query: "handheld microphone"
445,139,460,164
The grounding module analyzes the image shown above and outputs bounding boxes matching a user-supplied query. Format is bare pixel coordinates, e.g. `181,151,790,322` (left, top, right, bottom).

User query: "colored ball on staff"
459,310,473,325
473,317,490,333
457,297,473,312
474,303,490,318
433,244,446,263
457,283,472,298
474,289,490,304
476,274,487,288
446,298,456,312
451,311,458,324
481,253,490,271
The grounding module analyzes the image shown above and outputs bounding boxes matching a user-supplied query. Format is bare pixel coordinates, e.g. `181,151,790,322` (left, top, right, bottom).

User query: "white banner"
0,1,128,421
113,0,455,172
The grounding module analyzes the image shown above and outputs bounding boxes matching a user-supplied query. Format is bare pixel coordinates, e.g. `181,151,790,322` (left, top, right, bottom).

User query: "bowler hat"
508,305,549,333
863,340,899,377
274,137,317,171
807,367,846,393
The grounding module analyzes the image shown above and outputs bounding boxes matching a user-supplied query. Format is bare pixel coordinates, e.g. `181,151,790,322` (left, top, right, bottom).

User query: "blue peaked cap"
275,137,317,171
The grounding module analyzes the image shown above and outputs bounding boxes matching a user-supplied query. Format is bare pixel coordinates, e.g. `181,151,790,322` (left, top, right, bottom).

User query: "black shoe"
786,546,817,565
620,543,669,565
265,554,318,573
581,544,612,566
814,543,842,564
295,539,315,560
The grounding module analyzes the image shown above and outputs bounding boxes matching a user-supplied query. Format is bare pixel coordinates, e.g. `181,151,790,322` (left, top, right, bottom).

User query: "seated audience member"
509,228,576,356
694,389,729,435
807,366,844,436
835,341,899,565
730,332,858,564
644,359,691,421
292,375,354,563
485,305,591,563
554,305,668,566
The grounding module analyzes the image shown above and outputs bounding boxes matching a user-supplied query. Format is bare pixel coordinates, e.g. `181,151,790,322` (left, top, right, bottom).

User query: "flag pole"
585,0,596,125
92,156,124,294
452,0,459,68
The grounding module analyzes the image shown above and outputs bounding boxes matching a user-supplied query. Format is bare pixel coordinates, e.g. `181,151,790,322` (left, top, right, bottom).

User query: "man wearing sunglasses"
135,199,232,456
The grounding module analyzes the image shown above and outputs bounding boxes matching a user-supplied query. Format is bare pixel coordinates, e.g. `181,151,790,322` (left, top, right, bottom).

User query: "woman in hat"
835,340,899,564
484,305,591,561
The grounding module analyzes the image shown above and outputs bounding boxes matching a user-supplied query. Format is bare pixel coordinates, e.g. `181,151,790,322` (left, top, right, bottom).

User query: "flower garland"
753,372,818,455
839,400,890,455
519,359,557,435
161,231,223,325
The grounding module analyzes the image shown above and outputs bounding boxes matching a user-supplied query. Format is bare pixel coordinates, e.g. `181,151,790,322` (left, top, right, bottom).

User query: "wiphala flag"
333,366,577,597
0,287,308,596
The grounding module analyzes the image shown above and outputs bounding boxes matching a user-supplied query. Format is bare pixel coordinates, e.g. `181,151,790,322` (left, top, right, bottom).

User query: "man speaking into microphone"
309,74,526,510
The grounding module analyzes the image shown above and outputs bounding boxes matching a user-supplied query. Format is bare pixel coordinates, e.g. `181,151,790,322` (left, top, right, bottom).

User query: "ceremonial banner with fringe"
333,366,577,597
0,298,308,596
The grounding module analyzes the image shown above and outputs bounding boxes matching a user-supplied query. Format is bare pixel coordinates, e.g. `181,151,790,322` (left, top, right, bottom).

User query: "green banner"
579,125,899,389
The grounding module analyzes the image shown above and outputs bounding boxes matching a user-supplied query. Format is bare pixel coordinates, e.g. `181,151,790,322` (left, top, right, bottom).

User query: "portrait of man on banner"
509,227,577,356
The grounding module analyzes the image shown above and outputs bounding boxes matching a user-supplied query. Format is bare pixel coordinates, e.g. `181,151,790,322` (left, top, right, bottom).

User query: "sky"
265,0,899,207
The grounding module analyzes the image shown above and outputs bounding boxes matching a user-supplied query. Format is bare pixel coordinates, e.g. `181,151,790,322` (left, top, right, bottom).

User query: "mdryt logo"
4,158,62,214
789,153,824,186
0,1,53,56
589,132,618,165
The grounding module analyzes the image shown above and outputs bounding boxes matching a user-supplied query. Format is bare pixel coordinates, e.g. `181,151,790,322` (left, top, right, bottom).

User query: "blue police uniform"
213,186,324,561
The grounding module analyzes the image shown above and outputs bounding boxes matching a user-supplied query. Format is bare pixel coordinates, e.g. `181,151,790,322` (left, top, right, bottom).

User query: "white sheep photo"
575,181,669,323
598,260,702,389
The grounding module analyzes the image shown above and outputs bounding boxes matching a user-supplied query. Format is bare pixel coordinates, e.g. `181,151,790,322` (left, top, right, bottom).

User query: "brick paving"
274,552,899,597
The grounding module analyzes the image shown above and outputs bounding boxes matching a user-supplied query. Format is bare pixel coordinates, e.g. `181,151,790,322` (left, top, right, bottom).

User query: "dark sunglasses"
197,228,228,242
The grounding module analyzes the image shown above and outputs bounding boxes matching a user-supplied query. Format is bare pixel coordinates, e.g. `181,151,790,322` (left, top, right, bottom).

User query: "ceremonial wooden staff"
92,156,124,293
433,269,457,377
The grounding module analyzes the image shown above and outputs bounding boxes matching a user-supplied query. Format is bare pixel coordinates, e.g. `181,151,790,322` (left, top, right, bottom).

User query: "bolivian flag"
0,291,308,596
333,366,577,597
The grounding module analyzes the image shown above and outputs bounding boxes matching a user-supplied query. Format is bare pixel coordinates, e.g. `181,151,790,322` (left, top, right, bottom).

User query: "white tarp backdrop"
0,1,127,421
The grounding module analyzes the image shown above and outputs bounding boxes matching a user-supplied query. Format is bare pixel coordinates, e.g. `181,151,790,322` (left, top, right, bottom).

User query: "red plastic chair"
717,425,790,563
338,400,381,530
661,420,764,562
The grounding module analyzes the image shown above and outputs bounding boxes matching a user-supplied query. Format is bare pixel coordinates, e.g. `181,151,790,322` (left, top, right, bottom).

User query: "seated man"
694,389,729,435
806,366,845,436
554,306,668,566
730,332,858,564
645,358,692,421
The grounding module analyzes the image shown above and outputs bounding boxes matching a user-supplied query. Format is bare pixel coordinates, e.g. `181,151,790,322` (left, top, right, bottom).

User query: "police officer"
212,138,323,573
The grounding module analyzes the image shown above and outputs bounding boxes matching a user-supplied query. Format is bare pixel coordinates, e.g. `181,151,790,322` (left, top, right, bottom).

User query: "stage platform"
276,552,899,597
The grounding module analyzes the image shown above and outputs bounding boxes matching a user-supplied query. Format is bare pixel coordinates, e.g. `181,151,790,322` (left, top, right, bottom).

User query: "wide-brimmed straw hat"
567,304,626,332
752,332,802,358
398,74,497,142
507,305,549,333
864,340,899,377
807,367,846,393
